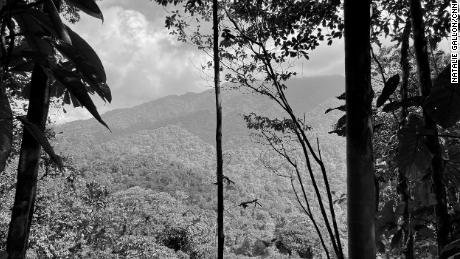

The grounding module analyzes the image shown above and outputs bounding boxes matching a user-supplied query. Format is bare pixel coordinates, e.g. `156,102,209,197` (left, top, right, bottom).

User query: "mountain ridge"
48,75,348,257
55,75,345,151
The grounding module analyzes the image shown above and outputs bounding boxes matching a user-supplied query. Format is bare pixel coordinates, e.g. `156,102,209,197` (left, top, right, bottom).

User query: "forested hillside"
31,75,346,258
0,0,454,257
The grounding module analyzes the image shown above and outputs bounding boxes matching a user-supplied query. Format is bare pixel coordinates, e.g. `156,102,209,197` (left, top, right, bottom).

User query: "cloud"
59,3,207,122
56,1,345,123
292,40,345,77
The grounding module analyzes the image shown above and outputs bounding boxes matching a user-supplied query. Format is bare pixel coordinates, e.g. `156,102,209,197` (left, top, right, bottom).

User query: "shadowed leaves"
66,0,104,21
52,67,110,131
382,96,424,113
425,64,460,128
377,74,400,107
16,116,63,169
54,26,111,102
398,114,432,179
44,0,72,44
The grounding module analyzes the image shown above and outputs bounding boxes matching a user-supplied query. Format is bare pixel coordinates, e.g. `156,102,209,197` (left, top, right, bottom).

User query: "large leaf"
329,114,346,137
16,116,63,169
54,26,111,102
1,42,34,70
14,10,55,63
376,74,400,107
66,0,104,21
425,63,460,128
335,114,346,129
382,96,424,113
52,67,110,130
398,114,432,180
44,0,71,44
336,92,346,100
325,105,346,114
50,79,66,98
376,200,397,235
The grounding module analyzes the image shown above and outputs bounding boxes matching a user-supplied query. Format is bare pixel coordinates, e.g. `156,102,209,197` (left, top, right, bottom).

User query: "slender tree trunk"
400,18,411,124
7,64,50,259
344,0,375,258
409,0,450,252
212,0,224,258
399,17,414,259
0,83,13,173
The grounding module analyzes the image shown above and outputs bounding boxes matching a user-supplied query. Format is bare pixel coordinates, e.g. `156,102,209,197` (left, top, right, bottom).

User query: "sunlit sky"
56,0,345,123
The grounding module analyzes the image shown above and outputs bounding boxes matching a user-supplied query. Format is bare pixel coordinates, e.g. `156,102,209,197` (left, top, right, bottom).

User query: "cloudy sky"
57,0,345,123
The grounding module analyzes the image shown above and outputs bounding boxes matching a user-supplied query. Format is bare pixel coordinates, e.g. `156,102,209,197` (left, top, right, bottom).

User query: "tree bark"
399,17,414,259
0,83,13,173
212,0,224,258
409,0,450,252
6,64,50,259
344,0,376,258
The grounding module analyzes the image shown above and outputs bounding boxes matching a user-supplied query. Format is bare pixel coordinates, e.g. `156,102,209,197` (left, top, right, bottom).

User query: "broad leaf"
336,92,346,100
335,114,346,128
50,80,66,98
44,0,72,44
66,0,104,21
63,90,71,105
325,105,346,114
328,127,346,136
398,114,432,179
382,96,424,113
16,116,63,169
425,63,460,128
376,200,397,234
52,67,110,130
329,114,346,137
376,74,400,107
14,10,55,63
55,26,111,102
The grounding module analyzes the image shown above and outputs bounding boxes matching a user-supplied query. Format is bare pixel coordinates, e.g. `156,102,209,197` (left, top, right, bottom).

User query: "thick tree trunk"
6,64,50,259
0,84,13,173
409,0,450,252
399,17,414,259
344,0,375,258
212,0,224,258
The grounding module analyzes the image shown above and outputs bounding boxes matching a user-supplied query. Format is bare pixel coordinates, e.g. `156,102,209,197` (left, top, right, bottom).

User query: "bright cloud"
56,0,345,123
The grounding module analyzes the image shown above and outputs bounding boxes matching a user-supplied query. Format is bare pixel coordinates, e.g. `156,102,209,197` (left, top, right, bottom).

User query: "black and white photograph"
0,0,456,258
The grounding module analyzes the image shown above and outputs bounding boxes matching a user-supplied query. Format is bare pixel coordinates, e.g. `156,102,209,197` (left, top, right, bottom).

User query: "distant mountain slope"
54,73,347,216
55,75,344,152
52,75,347,257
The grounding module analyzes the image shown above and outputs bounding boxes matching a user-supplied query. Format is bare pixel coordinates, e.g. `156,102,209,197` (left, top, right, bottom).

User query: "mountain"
52,75,347,258
55,75,344,149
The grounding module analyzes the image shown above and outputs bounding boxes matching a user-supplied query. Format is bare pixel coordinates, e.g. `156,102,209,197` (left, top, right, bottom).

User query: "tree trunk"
409,0,450,252
0,84,13,173
399,17,414,259
6,64,50,259
344,0,375,258
212,0,224,258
